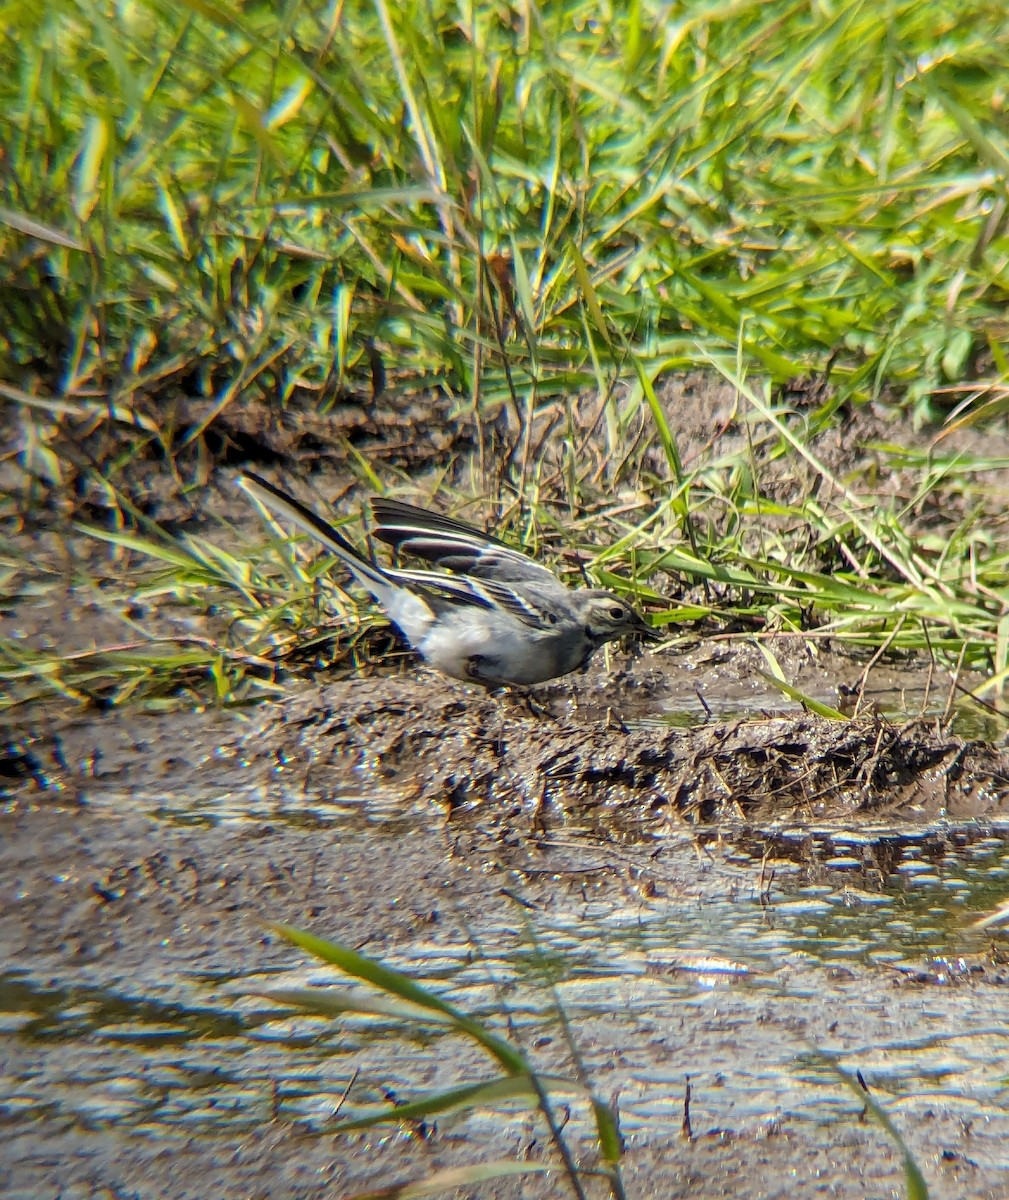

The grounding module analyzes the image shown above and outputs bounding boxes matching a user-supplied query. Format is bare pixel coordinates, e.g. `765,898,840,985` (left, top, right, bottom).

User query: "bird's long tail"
239,472,434,640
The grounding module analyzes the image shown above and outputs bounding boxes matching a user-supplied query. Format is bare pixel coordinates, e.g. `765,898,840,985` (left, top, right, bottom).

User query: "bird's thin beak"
635,613,663,643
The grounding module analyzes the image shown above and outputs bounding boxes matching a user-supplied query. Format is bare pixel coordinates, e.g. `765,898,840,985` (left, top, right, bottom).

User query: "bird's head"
578,591,660,647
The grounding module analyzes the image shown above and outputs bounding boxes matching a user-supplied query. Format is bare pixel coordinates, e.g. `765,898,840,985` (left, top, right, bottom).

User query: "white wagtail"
241,471,657,687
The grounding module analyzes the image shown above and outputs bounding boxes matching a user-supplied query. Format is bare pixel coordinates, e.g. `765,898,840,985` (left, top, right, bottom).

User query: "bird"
240,471,658,688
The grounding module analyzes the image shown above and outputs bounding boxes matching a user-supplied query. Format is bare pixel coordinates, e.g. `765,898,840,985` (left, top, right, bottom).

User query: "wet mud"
4,685,1009,1198
235,660,1009,828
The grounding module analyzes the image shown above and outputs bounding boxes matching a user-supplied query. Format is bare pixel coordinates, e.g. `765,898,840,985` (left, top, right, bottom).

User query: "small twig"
856,1067,870,1122
851,614,905,718
757,850,775,914
941,642,968,728
332,1066,360,1120
919,619,936,718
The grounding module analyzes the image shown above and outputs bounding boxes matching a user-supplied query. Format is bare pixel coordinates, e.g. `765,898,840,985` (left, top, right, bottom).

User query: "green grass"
4,416,1009,713
3,0,1007,416
4,0,1009,712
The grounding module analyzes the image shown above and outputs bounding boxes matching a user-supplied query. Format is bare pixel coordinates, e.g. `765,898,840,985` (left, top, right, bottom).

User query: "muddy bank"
8,637,1009,832
9,655,1009,832
233,673,1009,829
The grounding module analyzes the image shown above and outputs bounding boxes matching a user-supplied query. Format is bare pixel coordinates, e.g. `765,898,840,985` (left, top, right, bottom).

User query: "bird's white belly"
418,617,561,686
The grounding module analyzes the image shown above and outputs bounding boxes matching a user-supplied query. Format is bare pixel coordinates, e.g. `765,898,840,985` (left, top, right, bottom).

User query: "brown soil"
238,673,1009,828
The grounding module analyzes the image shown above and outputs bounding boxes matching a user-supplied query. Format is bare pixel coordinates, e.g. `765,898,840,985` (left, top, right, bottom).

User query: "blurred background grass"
4,0,1008,419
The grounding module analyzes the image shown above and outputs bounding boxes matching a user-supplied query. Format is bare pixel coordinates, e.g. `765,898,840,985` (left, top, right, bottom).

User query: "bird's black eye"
609,605,626,621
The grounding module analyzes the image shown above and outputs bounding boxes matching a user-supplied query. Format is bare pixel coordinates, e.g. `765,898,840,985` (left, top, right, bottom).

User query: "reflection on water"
149,783,426,834
4,789,1009,1167
650,676,1008,740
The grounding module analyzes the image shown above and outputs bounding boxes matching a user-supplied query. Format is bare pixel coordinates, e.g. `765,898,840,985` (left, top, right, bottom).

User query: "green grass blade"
256,986,455,1025
817,1052,930,1200
270,924,529,1074
331,1074,556,1133
753,668,849,722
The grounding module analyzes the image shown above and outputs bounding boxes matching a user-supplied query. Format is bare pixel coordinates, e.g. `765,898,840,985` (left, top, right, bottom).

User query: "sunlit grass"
4,403,1009,713
0,511,366,712
4,0,1009,711
3,0,1008,425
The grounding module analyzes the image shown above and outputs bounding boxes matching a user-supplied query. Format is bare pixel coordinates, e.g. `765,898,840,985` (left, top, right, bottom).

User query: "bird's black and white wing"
386,568,568,630
370,497,559,586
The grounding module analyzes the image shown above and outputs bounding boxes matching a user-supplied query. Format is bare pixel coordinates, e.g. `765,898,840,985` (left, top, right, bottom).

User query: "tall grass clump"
3,0,1008,425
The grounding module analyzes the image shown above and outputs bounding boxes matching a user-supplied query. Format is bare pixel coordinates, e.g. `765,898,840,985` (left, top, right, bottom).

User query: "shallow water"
5,782,1009,1182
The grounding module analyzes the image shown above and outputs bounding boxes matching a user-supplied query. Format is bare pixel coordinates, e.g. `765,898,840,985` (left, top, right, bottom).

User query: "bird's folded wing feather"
371,497,558,585
387,567,562,630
